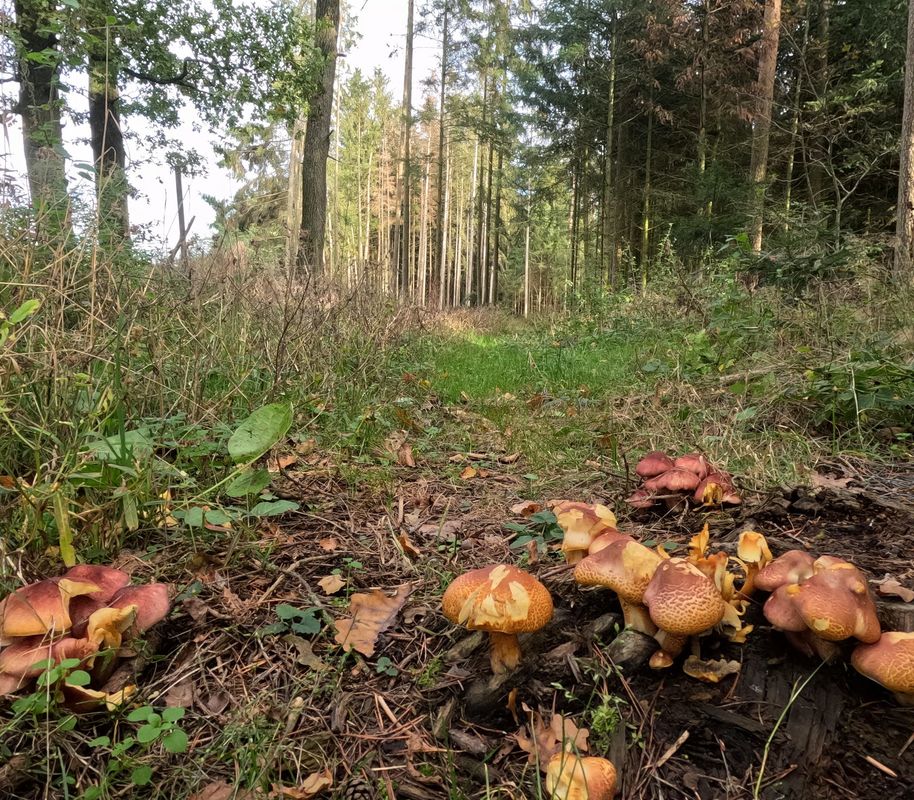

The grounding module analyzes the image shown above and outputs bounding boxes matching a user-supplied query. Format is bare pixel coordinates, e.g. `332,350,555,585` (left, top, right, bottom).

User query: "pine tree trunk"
640,96,654,291
785,3,810,225
14,0,71,234
896,0,914,278
398,0,415,298
491,147,503,304
467,135,479,301
807,0,830,207
602,18,618,287
436,1,450,308
524,178,531,317
748,0,782,254
285,118,306,272
418,132,431,304
481,139,494,304
298,0,340,278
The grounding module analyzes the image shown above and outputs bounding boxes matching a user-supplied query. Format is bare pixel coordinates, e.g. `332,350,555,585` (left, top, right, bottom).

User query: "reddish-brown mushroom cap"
441,564,553,673
754,550,816,593
0,578,100,638
693,471,741,506
644,559,726,635
763,585,808,633
108,584,171,634
61,566,130,603
625,488,655,509
851,632,914,705
642,468,701,493
587,528,634,556
792,558,881,643
0,635,98,679
635,451,674,478
673,453,710,480
545,752,617,800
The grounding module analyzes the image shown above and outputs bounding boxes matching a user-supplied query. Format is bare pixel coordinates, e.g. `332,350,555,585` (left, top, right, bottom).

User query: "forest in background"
5,0,914,312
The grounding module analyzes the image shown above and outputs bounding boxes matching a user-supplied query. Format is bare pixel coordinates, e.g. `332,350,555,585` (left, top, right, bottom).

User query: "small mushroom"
851,632,914,705
635,451,674,478
545,752,617,800
643,558,726,669
735,531,773,598
0,635,97,692
673,453,710,480
62,683,136,713
108,584,171,636
755,550,815,593
441,564,553,674
625,488,655,509
551,502,618,564
693,471,741,506
61,566,130,602
642,468,701,494
575,540,661,635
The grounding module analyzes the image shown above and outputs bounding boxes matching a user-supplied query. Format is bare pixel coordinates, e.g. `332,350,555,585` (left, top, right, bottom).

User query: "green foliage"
505,509,563,556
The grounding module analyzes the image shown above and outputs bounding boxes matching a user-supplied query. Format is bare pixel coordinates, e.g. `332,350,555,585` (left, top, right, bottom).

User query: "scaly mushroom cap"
763,585,808,633
754,550,816,593
61,566,130,603
0,578,100,638
587,528,634,556
441,565,553,634
851,632,914,702
643,468,701,493
643,558,726,635
0,635,98,679
635,451,674,478
673,453,710,480
575,540,662,604
552,502,618,562
108,584,171,634
792,558,881,643
545,752,617,800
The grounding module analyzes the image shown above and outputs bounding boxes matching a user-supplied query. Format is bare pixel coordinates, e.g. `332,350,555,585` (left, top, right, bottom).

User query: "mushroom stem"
619,600,657,636
650,630,688,669
738,565,759,599
785,630,841,662
565,550,585,565
893,692,914,706
488,631,522,674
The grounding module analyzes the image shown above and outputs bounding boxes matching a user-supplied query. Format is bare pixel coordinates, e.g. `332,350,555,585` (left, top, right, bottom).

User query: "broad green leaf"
226,467,272,498
227,402,293,463
248,500,298,517
8,298,40,324
275,603,302,620
130,766,153,787
87,736,111,747
162,729,188,754
136,724,161,744
66,670,91,687
127,706,154,723
162,707,185,723
83,429,153,461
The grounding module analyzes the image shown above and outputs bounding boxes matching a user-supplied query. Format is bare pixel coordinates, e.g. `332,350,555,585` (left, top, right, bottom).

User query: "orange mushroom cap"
763,585,808,633
643,558,726,636
574,541,662,605
0,578,100,638
791,558,881,643
545,752,617,800
587,528,634,556
635,451,674,478
852,632,914,704
551,502,618,563
754,550,816,593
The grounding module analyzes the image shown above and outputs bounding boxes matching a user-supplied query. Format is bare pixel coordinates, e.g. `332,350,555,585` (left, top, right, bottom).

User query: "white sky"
0,0,436,254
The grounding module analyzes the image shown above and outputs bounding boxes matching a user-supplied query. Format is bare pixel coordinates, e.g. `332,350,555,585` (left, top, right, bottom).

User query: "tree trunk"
785,2,810,225
418,131,432,304
602,18,618,287
474,76,489,304
895,0,914,278
466,135,479,301
640,95,654,291
524,179,531,318
298,0,340,278
285,118,306,272
436,1,450,308
748,0,782,254
14,0,71,234
490,147,503,305
807,0,830,207
398,0,415,298
481,139,494,304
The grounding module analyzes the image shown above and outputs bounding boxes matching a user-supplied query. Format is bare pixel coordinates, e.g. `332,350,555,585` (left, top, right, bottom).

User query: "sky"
0,0,437,254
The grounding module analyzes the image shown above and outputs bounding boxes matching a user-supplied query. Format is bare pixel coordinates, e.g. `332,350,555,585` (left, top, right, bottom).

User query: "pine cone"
339,775,374,800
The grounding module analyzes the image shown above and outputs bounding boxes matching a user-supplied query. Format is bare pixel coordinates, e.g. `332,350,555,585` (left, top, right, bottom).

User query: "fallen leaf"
460,466,478,480
222,586,247,615
515,708,589,771
683,655,741,683
810,471,854,491
267,453,299,472
283,634,326,671
272,769,333,798
0,475,15,489
190,781,251,800
318,574,346,595
499,452,521,464
294,438,317,456
164,678,195,708
398,532,422,559
418,520,461,542
318,538,339,552
874,576,914,603
525,539,539,564
196,690,231,716
510,500,542,517
506,688,519,723
334,584,412,657
397,443,416,468
182,597,213,623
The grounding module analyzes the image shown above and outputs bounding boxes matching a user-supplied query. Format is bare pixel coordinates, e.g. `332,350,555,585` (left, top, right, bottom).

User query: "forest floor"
3,305,914,799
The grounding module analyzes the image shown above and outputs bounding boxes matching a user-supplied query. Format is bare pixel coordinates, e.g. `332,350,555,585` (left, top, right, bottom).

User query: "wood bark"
523,179,531,317
602,18,618,287
298,0,340,278
490,147,503,304
398,0,415,297
785,3,810,225
640,95,654,291
436,1,450,308
896,0,914,278
748,0,782,254
14,0,71,234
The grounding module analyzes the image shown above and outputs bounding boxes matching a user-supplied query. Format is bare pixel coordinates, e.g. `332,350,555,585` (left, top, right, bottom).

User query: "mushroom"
642,468,701,494
735,531,773,598
0,636,98,693
574,540,661,635
441,564,553,674
693,471,741,506
551,502,618,564
62,683,136,713
635,451,674,478
754,550,815,593
107,584,171,636
586,528,633,556
0,578,100,638
61,565,130,602
643,558,726,669
545,752,617,800
673,453,709,480
852,632,914,705
625,488,655,509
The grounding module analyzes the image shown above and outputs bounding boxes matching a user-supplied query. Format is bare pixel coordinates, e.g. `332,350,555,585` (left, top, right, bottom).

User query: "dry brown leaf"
318,537,339,552
460,466,478,480
182,597,215,623
164,678,195,708
506,688,519,724
318,574,346,595
272,769,333,799
515,708,589,771
283,634,326,671
683,655,742,683
397,443,416,468
810,471,854,491
499,452,521,464
294,438,317,456
398,532,422,559
418,519,461,542
189,781,251,800
196,690,231,716
510,500,542,517
874,576,914,603
334,584,412,657
221,586,247,615
267,453,299,472
0,475,16,489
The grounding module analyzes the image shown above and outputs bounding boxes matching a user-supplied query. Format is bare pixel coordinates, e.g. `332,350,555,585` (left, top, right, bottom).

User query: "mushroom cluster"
0,565,170,710
627,451,741,511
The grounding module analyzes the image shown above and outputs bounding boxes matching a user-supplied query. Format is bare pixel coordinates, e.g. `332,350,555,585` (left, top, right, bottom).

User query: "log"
605,628,657,673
